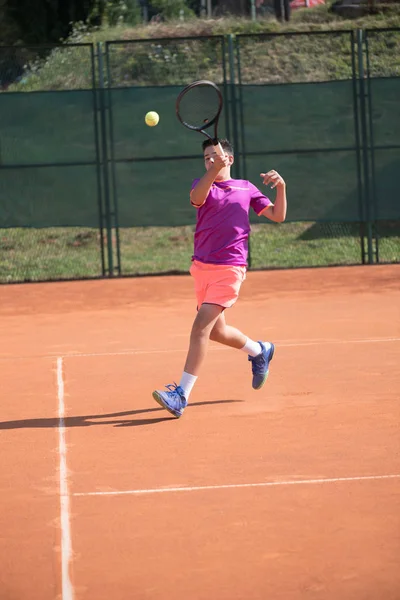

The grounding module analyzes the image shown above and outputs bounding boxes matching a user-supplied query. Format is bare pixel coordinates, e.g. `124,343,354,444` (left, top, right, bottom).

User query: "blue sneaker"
248,342,275,390
152,383,187,418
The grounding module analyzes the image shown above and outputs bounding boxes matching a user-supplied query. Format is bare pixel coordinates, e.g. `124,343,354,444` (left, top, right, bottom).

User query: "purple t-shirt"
190,178,272,266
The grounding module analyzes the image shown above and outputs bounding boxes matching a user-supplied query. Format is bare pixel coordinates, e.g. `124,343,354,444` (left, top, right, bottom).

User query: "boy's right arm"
190,169,217,207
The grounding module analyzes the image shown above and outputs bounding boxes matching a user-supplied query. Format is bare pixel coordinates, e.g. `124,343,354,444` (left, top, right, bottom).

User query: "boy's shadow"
0,400,244,430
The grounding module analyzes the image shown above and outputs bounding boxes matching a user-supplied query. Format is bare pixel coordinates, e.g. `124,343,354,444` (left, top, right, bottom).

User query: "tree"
1,0,99,44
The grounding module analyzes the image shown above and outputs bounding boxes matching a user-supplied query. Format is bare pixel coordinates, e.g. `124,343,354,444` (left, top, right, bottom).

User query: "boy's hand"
260,170,285,189
209,153,230,172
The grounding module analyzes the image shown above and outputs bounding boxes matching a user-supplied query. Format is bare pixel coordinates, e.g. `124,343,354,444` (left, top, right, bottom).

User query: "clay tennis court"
1,264,399,600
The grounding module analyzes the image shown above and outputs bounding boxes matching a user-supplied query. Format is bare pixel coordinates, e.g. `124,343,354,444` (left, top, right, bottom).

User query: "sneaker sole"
253,343,275,390
152,391,183,418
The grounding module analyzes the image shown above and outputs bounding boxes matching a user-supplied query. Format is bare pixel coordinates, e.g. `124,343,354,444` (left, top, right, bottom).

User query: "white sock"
179,372,198,400
241,338,271,357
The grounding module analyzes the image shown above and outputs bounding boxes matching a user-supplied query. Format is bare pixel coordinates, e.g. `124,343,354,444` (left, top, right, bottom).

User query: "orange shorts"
190,260,247,309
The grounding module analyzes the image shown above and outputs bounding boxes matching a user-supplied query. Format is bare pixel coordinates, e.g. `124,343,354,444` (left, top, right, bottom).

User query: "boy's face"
203,146,234,180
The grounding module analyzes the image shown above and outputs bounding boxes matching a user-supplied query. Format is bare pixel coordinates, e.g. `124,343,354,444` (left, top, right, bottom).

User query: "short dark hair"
202,138,234,155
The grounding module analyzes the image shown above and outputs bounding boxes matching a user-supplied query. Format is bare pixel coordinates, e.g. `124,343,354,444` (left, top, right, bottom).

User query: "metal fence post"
351,29,367,265
357,29,374,265
97,42,114,276
90,43,107,276
104,43,121,276
364,29,379,263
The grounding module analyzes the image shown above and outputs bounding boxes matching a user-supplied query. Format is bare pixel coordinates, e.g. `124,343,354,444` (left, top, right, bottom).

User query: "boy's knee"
191,320,210,339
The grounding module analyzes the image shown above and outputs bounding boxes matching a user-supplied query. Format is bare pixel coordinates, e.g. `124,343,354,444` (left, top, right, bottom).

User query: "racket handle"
214,141,224,156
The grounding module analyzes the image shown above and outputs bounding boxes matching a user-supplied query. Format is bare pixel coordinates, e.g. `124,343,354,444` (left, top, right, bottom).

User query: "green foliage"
150,0,195,20
290,3,338,24
1,10,400,91
236,32,355,84
3,19,399,92
107,37,224,86
6,44,93,91
366,29,400,77
104,0,142,26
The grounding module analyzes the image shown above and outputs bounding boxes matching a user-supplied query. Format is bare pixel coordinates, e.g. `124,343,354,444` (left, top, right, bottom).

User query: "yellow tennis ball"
145,111,159,127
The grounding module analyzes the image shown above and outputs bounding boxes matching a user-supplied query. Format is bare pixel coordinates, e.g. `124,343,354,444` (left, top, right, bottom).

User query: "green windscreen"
108,86,230,160
235,80,361,222
1,81,399,229
0,90,101,228
368,78,400,220
0,165,101,227
0,90,98,164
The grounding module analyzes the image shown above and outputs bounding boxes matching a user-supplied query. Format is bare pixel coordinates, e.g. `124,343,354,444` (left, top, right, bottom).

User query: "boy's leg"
210,312,275,390
209,312,247,349
152,303,223,418
183,303,225,375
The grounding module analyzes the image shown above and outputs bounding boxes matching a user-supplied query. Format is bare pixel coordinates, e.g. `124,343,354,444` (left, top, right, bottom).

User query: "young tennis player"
153,138,287,418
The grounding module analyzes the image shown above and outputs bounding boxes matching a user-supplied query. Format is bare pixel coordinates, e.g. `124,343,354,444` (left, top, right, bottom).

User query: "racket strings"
178,86,221,130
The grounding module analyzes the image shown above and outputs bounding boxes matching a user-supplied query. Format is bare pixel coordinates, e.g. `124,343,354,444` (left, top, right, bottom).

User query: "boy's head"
202,138,233,155
202,138,234,181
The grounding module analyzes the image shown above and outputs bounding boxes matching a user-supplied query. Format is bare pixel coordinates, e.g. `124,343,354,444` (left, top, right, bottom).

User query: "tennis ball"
145,111,159,127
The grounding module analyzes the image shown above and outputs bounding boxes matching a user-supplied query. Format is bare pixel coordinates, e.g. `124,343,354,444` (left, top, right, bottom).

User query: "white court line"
60,336,400,359
1,336,399,362
57,357,74,600
73,473,400,498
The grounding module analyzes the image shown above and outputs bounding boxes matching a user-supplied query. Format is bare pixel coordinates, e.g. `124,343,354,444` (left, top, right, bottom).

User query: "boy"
153,138,287,418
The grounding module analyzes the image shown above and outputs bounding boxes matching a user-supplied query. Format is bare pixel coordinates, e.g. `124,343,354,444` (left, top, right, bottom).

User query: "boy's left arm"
260,170,287,223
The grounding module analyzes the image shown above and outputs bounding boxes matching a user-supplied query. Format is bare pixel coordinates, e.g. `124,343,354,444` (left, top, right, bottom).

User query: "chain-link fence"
0,31,399,282
0,44,106,281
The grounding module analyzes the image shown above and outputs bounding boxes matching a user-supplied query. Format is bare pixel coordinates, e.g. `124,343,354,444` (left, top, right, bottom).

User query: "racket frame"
176,79,224,156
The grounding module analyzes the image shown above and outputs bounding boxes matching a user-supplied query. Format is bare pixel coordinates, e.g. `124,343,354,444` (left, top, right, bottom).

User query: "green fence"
0,30,399,282
362,28,400,262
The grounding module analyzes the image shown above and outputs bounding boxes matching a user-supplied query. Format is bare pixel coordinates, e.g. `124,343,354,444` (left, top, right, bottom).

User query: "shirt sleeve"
190,178,203,208
249,182,272,216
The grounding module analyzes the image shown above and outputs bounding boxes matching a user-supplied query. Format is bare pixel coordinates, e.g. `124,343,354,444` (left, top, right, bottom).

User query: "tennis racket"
176,80,224,156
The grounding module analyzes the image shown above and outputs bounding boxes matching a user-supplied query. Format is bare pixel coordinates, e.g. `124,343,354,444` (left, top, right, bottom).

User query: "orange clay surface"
0,265,399,600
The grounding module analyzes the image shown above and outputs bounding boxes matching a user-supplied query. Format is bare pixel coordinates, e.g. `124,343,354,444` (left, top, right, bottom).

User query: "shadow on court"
0,399,244,430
